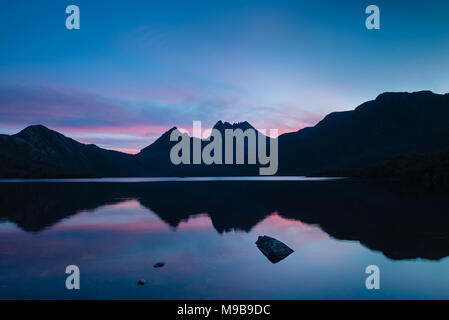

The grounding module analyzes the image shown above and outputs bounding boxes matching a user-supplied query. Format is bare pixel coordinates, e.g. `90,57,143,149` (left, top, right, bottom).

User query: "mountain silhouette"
134,120,268,176
1,91,449,178
278,91,449,176
212,120,255,132
0,125,142,178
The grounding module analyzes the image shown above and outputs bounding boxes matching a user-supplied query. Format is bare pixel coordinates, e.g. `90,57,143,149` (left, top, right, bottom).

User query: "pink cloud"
0,82,326,152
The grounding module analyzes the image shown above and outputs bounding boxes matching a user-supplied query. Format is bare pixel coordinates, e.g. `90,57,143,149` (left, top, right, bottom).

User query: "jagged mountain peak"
212,120,255,131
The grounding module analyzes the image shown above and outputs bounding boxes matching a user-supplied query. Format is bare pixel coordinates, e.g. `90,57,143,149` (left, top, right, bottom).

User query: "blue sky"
1,0,449,153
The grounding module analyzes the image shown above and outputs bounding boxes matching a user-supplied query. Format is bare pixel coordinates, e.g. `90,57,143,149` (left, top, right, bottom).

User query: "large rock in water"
256,235,294,263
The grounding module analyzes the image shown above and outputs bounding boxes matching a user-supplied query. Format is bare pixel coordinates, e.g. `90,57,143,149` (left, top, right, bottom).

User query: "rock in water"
153,262,165,268
137,279,147,285
256,235,294,263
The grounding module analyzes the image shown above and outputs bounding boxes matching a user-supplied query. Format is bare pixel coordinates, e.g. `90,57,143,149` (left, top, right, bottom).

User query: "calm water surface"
0,179,448,299
0,176,343,183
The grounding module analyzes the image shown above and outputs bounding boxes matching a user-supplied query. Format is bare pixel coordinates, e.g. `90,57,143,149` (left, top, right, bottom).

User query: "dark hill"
135,121,270,176
278,91,449,175
0,125,140,178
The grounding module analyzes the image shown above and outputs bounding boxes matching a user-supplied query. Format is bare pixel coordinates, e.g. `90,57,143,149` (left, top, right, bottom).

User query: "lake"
1,178,449,299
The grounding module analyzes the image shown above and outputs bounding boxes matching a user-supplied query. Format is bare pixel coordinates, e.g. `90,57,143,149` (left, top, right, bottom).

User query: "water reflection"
1,180,449,260
1,180,449,299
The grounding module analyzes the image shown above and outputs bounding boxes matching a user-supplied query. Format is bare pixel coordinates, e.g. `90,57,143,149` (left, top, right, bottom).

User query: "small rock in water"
153,262,165,268
137,279,147,285
256,235,294,263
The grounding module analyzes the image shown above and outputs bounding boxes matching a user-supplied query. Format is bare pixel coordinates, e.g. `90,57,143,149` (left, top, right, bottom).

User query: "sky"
1,0,449,153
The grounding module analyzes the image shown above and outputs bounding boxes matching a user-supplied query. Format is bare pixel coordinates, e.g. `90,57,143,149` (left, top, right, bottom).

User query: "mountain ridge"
1,90,449,179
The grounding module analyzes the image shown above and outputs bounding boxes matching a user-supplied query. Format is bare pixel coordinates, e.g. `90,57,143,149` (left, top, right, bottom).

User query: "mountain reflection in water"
1,180,449,299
